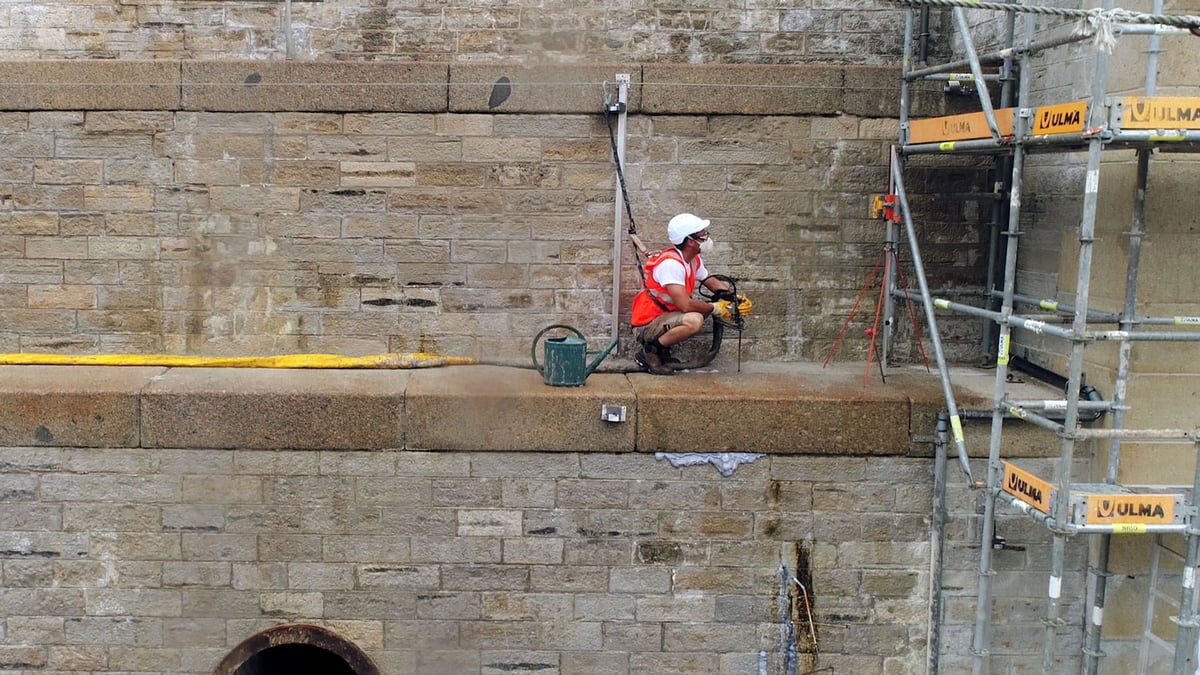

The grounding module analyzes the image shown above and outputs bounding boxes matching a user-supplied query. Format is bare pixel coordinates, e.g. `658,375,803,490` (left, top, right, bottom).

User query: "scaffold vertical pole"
1173,439,1200,674
1085,3,1162,666
971,9,1032,674
1043,5,1114,668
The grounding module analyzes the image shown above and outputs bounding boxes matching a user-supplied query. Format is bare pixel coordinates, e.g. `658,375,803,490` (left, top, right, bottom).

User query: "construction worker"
631,213,752,375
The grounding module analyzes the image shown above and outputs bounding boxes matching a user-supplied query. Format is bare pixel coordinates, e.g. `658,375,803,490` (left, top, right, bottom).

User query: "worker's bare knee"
679,312,704,334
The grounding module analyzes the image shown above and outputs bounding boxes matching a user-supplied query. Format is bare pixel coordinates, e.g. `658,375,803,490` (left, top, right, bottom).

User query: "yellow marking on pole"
1112,523,1148,534
1038,299,1058,311
997,333,1009,366
950,415,964,444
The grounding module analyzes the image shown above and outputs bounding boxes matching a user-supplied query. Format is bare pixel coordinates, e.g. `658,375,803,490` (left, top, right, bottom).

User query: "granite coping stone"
139,367,408,450
0,365,165,448
0,362,1061,456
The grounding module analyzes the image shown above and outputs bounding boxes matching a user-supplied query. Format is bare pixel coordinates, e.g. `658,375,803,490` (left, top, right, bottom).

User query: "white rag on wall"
654,452,765,477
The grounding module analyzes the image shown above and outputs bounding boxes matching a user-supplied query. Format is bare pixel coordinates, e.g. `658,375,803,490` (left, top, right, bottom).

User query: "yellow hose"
0,352,479,369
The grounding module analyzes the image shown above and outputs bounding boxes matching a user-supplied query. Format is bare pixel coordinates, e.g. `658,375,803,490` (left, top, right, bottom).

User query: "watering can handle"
530,324,586,375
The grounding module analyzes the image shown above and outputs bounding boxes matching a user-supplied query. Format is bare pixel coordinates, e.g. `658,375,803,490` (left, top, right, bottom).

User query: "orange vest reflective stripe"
631,248,699,327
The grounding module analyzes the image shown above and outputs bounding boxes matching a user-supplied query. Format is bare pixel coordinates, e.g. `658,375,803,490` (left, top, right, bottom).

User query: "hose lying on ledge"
0,353,479,369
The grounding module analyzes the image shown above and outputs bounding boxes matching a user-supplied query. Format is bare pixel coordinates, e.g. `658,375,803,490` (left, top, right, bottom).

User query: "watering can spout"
585,338,619,376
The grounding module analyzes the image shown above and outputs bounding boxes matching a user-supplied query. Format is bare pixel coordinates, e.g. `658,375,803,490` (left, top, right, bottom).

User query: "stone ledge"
181,61,448,112
0,362,1048,457
0,60,953,117
0,61,180,111
140,368,407,450
0,365,164,448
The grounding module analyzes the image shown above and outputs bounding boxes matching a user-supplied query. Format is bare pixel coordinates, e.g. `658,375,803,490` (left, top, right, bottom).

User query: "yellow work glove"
736,294,753,316
712,300,734,320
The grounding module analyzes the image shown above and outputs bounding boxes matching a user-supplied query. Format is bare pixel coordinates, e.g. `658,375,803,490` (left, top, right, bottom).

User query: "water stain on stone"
33,425,53,444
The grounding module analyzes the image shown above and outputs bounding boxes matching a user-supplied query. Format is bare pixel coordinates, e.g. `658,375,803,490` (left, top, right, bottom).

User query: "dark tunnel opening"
232,643,357,675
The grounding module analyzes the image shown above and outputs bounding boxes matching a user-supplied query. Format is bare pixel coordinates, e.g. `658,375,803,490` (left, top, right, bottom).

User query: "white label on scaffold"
1022,319,1046,334
1049,575,1062,599
1116,379,1127,400
1186,566,1196,590
997,333,1009,366
1086,170,1099,195
1044,400,1067,411
1092,605,1103,626
1176,316,1200,325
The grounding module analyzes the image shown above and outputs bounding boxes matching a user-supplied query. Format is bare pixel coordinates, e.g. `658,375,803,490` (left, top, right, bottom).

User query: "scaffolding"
884,1,1200,673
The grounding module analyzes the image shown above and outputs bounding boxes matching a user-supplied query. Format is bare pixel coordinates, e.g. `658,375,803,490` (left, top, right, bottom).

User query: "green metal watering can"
531,324,618,387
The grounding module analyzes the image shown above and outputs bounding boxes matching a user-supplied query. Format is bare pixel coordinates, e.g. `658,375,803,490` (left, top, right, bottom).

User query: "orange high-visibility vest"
631,248,701,327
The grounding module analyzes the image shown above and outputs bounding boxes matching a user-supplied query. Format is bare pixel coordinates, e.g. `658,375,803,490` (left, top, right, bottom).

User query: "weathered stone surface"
450,64,643,113
0,365,163,447
642,64,842,115
633,362,933,455
140,368,406,449
0,61,180,111
405,365,636,452
181,62,449,112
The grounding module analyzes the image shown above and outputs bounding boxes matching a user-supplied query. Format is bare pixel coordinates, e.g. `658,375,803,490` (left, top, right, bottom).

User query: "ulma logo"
1128,100,1200,125
1096,498,1165,519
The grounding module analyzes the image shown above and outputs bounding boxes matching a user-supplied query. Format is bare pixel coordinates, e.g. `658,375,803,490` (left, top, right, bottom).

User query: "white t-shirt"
652,254,709,289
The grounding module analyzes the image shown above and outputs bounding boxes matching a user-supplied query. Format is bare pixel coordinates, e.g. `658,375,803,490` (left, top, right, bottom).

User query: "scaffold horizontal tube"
1085,331,1200,341
1073,428,1198,441
890,0,1200,29
996,291,1122,322
1007,399,1115,412
904,30,1095,80
999,401,1068,435
928,297,1079,339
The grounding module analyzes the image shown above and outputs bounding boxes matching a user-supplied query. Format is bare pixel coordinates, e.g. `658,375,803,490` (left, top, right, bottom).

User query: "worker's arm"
664,283,715,315
700,276,733,294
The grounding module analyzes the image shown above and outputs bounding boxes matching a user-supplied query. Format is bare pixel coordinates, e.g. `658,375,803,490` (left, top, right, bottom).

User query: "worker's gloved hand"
712,300,734,320
736,294,753,316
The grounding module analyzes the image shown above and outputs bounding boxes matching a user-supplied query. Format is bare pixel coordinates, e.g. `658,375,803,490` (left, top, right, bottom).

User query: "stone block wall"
0,61,992,363
0,363,1091,675
0,0,948,65
0,445,940,675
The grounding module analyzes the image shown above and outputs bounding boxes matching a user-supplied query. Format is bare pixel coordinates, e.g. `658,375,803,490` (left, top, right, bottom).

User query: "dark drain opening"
234,643,356,675
214,624,380,675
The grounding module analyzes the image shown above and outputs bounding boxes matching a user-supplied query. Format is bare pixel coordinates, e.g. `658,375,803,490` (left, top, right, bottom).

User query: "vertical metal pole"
1085,6,1160,672
885,8,917,368
929,413,950,675
609,74,630,345
1172,440,1200,675
981,12,1018,358
972,12,1033,675
1044,8,1113,670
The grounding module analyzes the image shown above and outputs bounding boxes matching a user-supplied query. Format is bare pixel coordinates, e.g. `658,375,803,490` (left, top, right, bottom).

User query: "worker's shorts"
634,311,684,345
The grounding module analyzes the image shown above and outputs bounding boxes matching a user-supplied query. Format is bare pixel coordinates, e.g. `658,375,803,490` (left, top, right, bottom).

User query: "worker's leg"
655,311,704,347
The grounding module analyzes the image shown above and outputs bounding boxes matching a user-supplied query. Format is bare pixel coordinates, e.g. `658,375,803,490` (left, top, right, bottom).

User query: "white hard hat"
667,213,711,245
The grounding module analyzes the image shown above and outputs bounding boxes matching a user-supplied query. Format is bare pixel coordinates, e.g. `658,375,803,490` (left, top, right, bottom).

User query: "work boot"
635,348,674,376
653,342,682,366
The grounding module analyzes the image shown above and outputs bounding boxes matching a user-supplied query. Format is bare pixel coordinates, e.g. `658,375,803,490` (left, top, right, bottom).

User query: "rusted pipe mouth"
213,624,381,675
